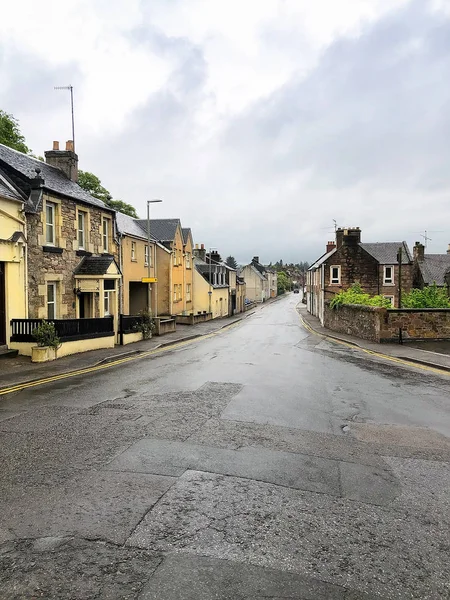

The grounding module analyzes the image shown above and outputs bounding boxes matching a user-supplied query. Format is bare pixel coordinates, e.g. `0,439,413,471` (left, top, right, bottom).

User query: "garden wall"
323,303,450,343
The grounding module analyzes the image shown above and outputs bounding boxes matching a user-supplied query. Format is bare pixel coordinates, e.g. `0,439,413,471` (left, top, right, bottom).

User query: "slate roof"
360,242,412,264
195,261,229,288
136,218,180,242
418,255,450,286
116,212,153,241
182,227,192,245
309,248,337,270
74,255,115,276
0,143,109,210
0,172,24,202
251,260,266,275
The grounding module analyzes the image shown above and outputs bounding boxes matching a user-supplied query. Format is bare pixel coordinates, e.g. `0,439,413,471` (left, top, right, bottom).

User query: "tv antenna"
416,230,444,248
54,85,75,151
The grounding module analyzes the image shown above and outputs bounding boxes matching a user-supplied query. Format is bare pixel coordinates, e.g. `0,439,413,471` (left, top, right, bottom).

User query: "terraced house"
0,141,120,356
137,218,194,317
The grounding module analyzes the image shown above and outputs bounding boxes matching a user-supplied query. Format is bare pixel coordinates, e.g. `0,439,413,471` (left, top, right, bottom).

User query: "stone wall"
323,303,450,343
381,309,450,342
27,193,118,320
323,303,383,342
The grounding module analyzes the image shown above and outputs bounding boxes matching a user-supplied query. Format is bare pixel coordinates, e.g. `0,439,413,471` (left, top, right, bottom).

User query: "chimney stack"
447,243,450,255
193,243,206,261
414,241,425,261
45,139,78,182
326,241,336,253
252,256,260,264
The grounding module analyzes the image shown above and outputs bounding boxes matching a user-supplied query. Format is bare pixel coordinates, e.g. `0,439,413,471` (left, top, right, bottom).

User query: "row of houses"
307,227,450,324
0,140,277,357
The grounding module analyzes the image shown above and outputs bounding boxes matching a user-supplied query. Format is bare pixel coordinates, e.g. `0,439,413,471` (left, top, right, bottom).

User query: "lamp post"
208,247,217,314
147,199,162,315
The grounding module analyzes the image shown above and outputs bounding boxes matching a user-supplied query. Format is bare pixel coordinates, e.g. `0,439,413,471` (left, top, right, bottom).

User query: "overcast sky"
1,0,450,263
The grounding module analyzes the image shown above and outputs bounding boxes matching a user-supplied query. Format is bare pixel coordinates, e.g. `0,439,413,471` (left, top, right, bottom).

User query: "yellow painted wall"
193,267,229,319
183,234,194,314
0,196,27,345
156,245,171,316
121,235,157,315
171,224,185,315
11,334,115,358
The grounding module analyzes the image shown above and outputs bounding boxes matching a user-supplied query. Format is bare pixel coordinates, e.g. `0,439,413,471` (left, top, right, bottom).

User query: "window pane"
46,224,54,244
47,284,55,319
46,204,54,225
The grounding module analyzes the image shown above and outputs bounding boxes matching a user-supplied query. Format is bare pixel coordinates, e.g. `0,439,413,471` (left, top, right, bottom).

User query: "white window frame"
78,210,86,249
131,241,136,261
46,202,56,245
186,283,191,302
104,290,111,316
47,282,57,319
383,265,394,285
102,218,109,253
144,245,149,266
186,252,191,269
330,265,341,285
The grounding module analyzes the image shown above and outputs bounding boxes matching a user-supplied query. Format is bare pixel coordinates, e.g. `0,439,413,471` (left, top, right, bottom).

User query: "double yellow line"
0,322,241,397
299,314,450,377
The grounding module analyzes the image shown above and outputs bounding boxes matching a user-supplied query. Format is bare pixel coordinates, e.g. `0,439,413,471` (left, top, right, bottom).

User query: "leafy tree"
277,271,291,295
78,170,138,217
0,109,30,153
225,256,238,269
330,283,392,309
402,284,450,308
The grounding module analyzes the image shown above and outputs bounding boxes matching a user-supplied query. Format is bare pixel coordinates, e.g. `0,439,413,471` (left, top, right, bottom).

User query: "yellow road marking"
0,321,241,397
299,314,450,377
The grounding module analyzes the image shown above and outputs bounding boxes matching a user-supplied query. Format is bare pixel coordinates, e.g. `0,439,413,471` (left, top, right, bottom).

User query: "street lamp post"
208,248,217,314
147,199,162,315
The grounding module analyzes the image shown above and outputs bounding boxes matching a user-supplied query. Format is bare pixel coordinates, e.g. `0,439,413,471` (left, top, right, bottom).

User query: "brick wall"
323,303,450,343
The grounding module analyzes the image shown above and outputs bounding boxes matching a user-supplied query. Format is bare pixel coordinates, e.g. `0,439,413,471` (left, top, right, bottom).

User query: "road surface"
1,295,449,599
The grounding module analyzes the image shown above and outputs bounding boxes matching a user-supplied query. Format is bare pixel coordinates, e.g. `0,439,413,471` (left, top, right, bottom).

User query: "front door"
78,293,93,319
0,263,6,345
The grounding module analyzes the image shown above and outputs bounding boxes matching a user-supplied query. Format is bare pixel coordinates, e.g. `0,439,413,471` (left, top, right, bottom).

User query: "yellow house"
0,171,27,349
137,218,194,317
192,246,230,319
116,212,172,316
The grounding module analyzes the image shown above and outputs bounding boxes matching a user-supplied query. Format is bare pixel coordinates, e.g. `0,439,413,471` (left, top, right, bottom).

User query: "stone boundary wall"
175,313,212,325
323,303,383,342
323,303,450,343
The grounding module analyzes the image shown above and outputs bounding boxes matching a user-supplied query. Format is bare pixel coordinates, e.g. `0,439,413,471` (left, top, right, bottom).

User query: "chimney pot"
53,141,59,151
66,140,74,152
201,243,204,250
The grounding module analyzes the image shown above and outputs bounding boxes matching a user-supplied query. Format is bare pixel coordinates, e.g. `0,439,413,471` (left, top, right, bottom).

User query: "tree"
402,284,450,308
0,110,30,154
277,271,292,295
78,170,138,218
225,256,238,269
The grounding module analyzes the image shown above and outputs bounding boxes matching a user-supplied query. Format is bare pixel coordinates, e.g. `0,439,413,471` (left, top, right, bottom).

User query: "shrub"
330,283,392,310
32,321,61,349
402,283,450,308
133,309,155,339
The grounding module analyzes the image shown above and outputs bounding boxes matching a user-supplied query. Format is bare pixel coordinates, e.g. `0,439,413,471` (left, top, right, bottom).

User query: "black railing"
119,314,143,335
10,317,114,342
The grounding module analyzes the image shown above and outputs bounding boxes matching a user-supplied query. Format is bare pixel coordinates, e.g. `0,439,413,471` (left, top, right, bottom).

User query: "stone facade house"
0,141,121,336
413,241,450,293
307,228,414,324
0,170,27,350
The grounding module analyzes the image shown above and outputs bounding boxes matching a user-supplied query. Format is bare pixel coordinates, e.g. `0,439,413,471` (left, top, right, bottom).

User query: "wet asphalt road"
1,295,449,599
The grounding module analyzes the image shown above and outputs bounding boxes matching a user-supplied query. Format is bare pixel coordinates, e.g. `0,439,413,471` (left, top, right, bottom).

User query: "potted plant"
31,321,61,362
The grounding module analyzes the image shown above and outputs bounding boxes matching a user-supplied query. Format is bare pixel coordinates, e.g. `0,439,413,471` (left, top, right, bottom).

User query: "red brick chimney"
45,140,78,182
326,241,336,253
